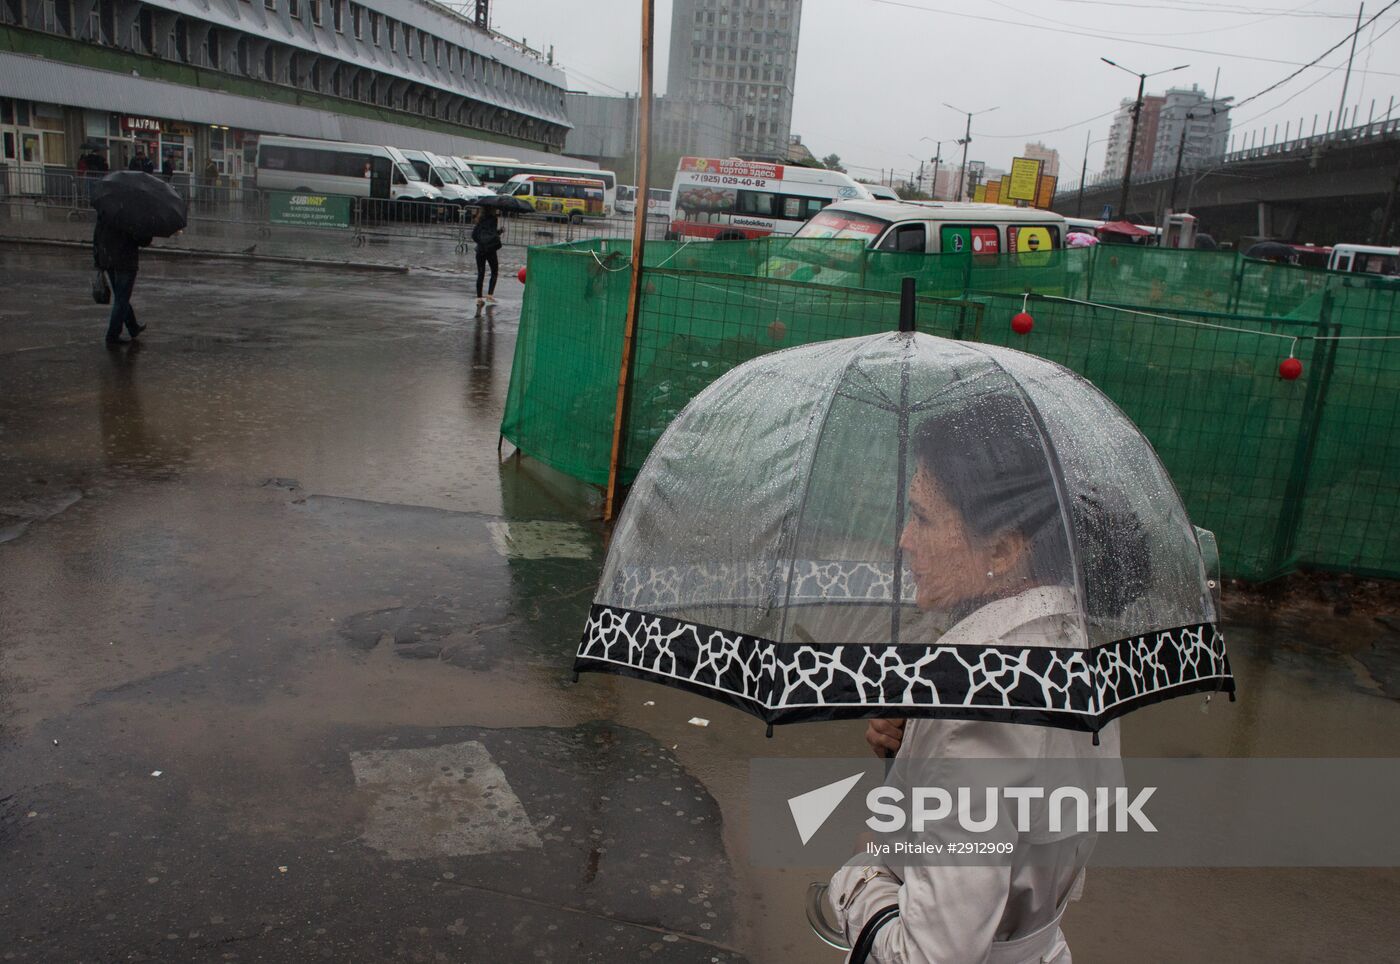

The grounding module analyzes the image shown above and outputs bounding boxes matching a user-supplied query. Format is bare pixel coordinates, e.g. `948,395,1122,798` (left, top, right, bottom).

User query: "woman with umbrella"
575,312,1231,962
471,206,502,306
832,393,1136,963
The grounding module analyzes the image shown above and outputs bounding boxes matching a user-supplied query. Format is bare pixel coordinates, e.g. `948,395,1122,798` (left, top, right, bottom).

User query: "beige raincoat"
828,586,1120,964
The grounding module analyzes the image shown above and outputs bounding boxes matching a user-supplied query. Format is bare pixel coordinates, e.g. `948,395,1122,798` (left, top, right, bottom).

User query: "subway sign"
268,192,352,229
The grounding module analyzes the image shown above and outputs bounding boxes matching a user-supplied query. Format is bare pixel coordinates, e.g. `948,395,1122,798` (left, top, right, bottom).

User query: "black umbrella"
1243,240,1296,263
468,194,535,214
1194,233,1219,250
91,171,188,238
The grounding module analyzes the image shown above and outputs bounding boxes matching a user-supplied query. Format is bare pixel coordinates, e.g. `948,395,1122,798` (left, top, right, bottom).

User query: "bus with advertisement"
499,174,607,221
666,157,873,241
465,157,617,215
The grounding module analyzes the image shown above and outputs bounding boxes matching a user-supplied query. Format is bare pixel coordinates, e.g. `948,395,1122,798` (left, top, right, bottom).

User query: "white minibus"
255,136,447,221
400,149,484,209
667,157,873,240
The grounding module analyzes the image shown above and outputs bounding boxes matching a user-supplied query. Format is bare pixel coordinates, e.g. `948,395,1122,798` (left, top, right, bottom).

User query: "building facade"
666,0,802,160
1022,141,1059,178
1150,85,1232,174
1103,94,1163,179
0,0,576,183
564,92,739,171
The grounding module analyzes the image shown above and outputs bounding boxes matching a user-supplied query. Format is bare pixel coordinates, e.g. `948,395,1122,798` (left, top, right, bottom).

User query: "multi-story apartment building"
0,0,575,181
1151,85,1232,174
1022,141,1060,178
1103,94,1164,180
666,0,802,160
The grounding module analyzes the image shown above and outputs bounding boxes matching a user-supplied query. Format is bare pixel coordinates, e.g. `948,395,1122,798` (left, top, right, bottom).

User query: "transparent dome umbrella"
575,312,1233,736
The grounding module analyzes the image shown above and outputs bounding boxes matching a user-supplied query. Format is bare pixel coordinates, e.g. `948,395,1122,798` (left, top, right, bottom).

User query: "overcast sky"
491,0,1400,184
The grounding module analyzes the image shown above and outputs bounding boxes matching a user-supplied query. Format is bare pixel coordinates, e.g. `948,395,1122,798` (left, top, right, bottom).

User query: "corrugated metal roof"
0,52,587,167
136,0,569,127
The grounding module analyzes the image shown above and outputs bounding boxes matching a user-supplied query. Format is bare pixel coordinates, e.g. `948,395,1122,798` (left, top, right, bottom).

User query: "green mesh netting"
501,238,1400,579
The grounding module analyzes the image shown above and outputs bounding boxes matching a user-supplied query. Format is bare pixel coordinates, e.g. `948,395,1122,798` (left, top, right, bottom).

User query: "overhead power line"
863,0,1400,78
1232,0,1400,110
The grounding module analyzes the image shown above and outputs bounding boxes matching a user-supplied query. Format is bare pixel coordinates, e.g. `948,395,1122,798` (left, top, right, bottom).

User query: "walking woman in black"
471,209,501,306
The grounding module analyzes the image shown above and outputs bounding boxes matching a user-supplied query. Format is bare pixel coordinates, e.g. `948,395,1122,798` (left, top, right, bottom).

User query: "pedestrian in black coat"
471,209,502,305
93,214,152,347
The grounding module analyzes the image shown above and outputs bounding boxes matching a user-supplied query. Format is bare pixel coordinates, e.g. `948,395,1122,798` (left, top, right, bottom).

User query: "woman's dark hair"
912,392,1150,617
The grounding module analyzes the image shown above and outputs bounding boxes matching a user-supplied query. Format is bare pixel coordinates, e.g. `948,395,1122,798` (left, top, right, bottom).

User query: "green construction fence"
501,238,1399,581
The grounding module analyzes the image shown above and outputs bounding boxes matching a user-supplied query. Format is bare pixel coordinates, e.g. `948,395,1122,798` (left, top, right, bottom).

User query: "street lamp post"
921,136,943,199
1077,132,1110,217
945,103,998,202
1101,58,1188,220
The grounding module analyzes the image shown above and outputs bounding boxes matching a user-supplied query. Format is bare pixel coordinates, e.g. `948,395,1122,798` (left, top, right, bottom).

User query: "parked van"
254,136,445,219
792,200,1067,255
443,157,496,199
867,184,902,201
400,149,481,210
668,157,873,240
1328,243,1400,277
500,173,607,220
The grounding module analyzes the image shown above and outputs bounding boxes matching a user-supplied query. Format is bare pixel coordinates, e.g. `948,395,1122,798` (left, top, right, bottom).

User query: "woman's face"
899,467,1013,611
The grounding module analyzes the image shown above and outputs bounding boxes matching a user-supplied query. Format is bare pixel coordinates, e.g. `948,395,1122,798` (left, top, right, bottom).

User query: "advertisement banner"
973,184,987,203
1006,156,1042,202
1035,174,1059,209
984,180,1002,204
268,192,352,229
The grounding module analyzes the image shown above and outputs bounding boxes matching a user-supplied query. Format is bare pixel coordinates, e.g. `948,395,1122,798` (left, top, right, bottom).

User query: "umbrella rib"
843,359,897,409
958,345,1092,660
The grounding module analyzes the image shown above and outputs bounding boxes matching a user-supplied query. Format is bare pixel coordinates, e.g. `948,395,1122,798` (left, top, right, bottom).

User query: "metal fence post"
1265,288,1341,578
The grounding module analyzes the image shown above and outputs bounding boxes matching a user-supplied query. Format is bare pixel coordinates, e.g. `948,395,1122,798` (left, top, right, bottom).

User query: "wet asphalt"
1,244,1399,963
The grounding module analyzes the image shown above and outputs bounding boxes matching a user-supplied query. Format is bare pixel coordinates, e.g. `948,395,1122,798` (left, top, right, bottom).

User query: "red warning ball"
517,266,527,284
1011,311,1035,335
1279,357,1303,380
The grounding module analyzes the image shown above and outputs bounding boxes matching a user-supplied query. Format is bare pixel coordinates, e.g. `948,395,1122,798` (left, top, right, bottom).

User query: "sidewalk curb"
0,236,410,274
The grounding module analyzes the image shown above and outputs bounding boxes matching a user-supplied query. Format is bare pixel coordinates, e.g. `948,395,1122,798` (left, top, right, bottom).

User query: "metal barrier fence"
0,164,665,269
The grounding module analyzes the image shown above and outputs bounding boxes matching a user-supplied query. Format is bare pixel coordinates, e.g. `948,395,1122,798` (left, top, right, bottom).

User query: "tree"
821,154,846,173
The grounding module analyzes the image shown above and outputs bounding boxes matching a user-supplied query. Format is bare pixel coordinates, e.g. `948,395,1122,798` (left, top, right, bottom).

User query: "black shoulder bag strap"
848,903,900,964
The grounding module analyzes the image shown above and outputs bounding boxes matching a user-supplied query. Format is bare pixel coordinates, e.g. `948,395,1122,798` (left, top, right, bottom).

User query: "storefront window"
21,132,41,164
41,131,66,164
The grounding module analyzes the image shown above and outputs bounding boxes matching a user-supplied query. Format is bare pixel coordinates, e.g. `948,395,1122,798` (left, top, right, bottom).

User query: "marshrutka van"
254,136,444,214
793,200,1068,254
667,156,873,240
500,173,607,220
400,150,490,208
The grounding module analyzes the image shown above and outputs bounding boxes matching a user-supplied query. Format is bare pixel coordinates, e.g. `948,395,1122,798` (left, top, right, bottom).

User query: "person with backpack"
471,208,502,306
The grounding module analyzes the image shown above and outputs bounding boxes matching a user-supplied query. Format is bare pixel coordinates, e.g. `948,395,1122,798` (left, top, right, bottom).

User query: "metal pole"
1337,3,1364,132
604,0,655,524
1169,113,1190,212
1077,128,1090,216
931,143,942,200
958,111,972,201
1119,72,1146,219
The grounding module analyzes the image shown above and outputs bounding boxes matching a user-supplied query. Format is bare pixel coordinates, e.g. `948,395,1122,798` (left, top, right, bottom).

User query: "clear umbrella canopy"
576,332,1233,733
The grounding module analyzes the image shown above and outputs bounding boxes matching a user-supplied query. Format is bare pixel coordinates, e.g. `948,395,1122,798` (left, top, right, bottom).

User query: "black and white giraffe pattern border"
609,560,917,610
574,604,1233,731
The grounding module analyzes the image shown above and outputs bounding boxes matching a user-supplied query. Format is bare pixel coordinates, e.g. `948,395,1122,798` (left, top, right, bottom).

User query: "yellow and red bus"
500,174,607,221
